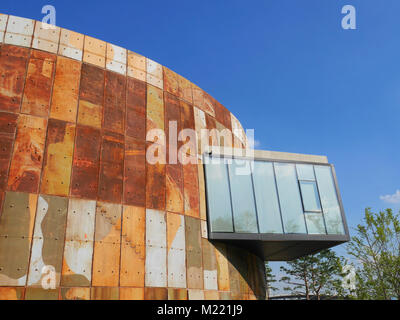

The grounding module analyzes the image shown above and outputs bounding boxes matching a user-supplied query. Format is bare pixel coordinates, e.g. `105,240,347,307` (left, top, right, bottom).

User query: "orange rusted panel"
214,100,232,131
50,56,81,123
70,125,101,199
197,161,207,220
204,290,219,300
0,287,24,300
124,136,145,206
214,242,230,291
185,216,203,289
21,54,55,117
144,287,168,300
103,70,126,134
177,74,193,104
202,239,218,290
146,142,166,210
126,77,146,140
0,192,37,286
163,67,179,96
77,63,104,128
0,111,18,191
25,288,59,300
120,205,145,287
0,44,29,113
92,202,122,287
40,119,75,196
98,131,124,203
168,288,187,300
146,84,164,134
191,83,204,108
7,114,47,193
166,164,184,214
61,287,90,300
180,100,197,156
203,91,217,118
120,287,144,300
183,163,200,218
91,287,119,300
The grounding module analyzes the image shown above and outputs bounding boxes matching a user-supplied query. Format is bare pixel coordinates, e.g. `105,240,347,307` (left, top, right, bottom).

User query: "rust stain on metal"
25,288,59,300
70,125,101,199
0,44,29,113
61,287,90,300
0,111,18,191
185,216,203,289
91,287,119,300
144,287,168,300
168,288,187,300
146,142,166,210
21,54,55,117
126,77,146,140
40,119,75,196
177,74,193,104
163,67,179,96
146,84,164,134
214,242,230,291
77,63,104,128
7,114,47,193
103,70,125,134
120,287,144,300
124,136,145,206
120,205,145,287
0,287,24,300
183,163,199,218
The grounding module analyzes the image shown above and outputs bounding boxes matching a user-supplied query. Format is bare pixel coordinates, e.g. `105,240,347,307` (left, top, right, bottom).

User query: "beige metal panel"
94,202,122,244
83,51,105,68
58,28,84,61
4,32,31,48
107,43,127,64
145,244,167,287
127,67,146,82
27,195,68,287
106,59,127,75
128,51,146,71
32,22,60,54
25,287,59,300
145,209,166,247
167,212,186,288
185,216,203,289
200,220,208,238
188,289,204,300
32,38,58,54
202,239,218,290
5,15,34,47
0,14,7,31
146,58,162,78
214,242,230,291
65,199,96,242
147,74,163,89
84,35,106,56
198,161,207,221
204,290,219,300
120,287,144,300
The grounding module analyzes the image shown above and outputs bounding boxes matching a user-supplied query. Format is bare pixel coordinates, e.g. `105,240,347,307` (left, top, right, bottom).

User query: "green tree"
279,249,345,300
347,208,400,300
265,262,278,297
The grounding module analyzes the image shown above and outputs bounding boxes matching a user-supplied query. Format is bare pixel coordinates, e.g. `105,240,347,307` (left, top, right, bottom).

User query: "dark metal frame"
202,151,350,252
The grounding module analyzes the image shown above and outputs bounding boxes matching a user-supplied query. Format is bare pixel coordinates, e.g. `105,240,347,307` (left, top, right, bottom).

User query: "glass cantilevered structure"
203,148,350,261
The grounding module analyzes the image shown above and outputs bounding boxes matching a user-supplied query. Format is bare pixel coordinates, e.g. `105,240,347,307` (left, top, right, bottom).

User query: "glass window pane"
274,163,307,234
299,181,322,212
314,166,345,235
203,157,233,232
305,212,326,234
228,160,258,233
296,164,315,180
252,161,283,233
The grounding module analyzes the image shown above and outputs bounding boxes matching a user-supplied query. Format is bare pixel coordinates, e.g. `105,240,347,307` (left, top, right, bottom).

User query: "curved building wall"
0,14,266,300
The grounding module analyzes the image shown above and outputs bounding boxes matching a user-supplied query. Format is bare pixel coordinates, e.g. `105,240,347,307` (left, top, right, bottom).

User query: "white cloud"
247,136,261,149
380,190,400,204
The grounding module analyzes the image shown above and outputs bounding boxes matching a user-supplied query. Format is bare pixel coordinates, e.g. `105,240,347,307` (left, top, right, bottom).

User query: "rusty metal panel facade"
21,52,55,117
198,161,207,221
120,205,145,287
70,125,101,199
183,163,200,218
202,238,218,290
124,137,145,206
61,287,90,300
4,15,34,48
126,77,146,140
91,287,119,300
25,288,59,300
0,111,18,191
144,287,168,300
40,119,75,196
77,63,104,128
27,195,68,287
0,44,29,113
145,209,167,287
103,70,126,134
120,287,144,300
0,287,24,300
92,201,122,286
7,114,47,193
146,142,166,210
58,28,84,61
188,289,204,300
167,212,186,288
50,56,81,123
204,290,219,300
168,288,188,300
177,74,193,104
185,216,203,289
98,131,124,203
83,36,106,68
146,84,164,133
163,67,179,96
214,242,230,291
0,191,37,286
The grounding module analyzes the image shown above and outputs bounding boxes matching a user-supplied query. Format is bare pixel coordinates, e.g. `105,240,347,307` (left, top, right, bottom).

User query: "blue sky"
1,0,399,291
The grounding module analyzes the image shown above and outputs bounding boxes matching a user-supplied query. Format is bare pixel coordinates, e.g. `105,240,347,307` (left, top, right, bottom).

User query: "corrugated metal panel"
27,195,68,287
167,212,186,288
144,287,167,300
126,77,146,140
145,209,167,287
49,56,81,123
124,137,146,206
25,287,59,300
120,205,145,287
168,288,187,300
0,192,37,286
40,119,75,196
120,287,144,300
60,287,90,300
214,242,230,291
0,111,18,190
91,287,119,300
61,198,95,287
77,64,104,128
185,216,203,289
21,53,55,117
98,131,124,203
103,71,126,134
7,114,47,193
0,287,24,300
202,239,218,290
70,125,101,199
92,202,122,286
